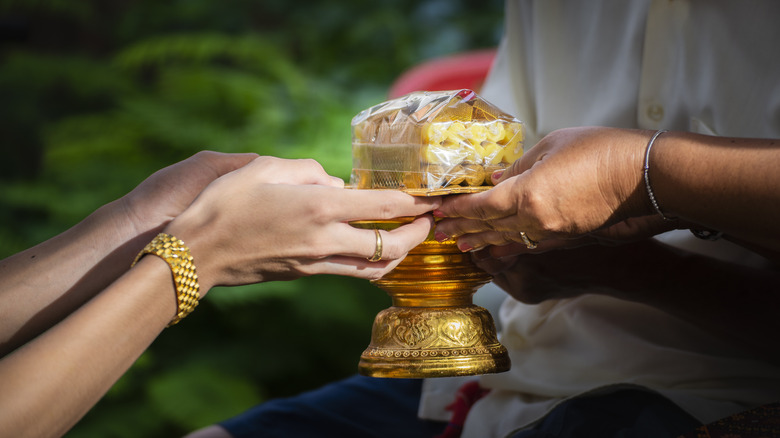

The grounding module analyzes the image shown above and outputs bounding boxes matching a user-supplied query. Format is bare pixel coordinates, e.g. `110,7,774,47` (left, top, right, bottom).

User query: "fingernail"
458,242,473,252
433,209,446,218
434,231,449,242
491,169,505,183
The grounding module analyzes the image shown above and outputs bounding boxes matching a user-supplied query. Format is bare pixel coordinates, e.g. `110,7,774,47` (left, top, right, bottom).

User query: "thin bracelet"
643,129,676,221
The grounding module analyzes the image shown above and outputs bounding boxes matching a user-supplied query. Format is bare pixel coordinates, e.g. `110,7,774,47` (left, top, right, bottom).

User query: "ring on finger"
519,231,538,249
367,229,383,262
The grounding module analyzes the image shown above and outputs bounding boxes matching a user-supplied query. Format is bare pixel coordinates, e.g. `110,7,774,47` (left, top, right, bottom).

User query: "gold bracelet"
132,233,200,327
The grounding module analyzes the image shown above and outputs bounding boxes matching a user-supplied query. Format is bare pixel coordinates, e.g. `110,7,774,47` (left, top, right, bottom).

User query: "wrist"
603,128,658,220
642,130,679,221
74,200,149,259
115,194,168,239
161,207,220,293
96,198,165,263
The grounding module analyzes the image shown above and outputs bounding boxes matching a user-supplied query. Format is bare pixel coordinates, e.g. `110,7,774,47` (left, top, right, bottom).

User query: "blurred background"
0,0,504,436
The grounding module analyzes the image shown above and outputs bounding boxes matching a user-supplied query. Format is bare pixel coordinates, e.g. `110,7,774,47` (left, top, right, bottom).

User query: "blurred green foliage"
0,0,503,436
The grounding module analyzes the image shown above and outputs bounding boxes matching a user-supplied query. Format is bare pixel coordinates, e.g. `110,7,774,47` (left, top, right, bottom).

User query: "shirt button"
647,104,664,122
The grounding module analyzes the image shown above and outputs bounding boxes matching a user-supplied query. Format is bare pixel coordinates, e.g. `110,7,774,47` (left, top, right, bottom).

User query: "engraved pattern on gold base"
352,219,511,378
359,305,509,378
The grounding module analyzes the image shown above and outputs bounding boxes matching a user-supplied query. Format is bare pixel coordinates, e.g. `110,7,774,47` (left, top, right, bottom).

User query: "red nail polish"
458,242,473,252
433,210,446,218
434,231,449,242
491,169,505,182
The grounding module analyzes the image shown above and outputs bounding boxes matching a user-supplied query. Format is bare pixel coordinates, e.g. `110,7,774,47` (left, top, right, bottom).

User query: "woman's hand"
433,127,674,252
164,156,441,291
118,151,261,237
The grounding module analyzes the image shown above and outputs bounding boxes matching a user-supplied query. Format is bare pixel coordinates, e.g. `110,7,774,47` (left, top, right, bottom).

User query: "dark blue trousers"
220,375,700,438
509,388,700,438
220,375,447,438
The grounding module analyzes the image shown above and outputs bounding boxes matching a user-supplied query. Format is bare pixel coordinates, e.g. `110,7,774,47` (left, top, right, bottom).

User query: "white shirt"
418,1,780,437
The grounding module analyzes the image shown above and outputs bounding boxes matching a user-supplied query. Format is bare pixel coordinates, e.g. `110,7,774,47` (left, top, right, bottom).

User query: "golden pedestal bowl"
352,214,510,378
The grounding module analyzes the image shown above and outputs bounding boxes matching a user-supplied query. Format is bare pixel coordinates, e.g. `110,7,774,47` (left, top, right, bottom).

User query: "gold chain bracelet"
132,233,200,327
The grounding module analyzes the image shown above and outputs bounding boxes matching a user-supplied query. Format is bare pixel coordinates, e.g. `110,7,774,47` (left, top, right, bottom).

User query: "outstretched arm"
433,127,780,258
0,153,440,438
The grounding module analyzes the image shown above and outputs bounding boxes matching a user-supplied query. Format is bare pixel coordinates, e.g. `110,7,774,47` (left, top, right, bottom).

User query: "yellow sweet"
423,123,447,145
502,122,523,145
427,164,465,187
502,140,524,164
422,119,520,186
482,142,505,165
425,144,468,165
461,163,486,187
485,121,506,143
465,141,485,163
448,122,467,135
464,124,488,147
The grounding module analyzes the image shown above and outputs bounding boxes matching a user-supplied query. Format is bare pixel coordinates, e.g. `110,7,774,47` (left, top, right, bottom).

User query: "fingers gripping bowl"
349,90,525,377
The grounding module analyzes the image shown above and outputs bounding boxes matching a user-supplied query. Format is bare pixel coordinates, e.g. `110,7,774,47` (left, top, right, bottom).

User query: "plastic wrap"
350,89,524,195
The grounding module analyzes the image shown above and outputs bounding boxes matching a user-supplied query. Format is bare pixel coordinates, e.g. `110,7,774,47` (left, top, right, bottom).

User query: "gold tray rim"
346,185,491,197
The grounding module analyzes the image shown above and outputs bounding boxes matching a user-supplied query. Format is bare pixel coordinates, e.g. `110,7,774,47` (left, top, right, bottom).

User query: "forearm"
648,131,780,252
0,199,158,356
0,256,175,438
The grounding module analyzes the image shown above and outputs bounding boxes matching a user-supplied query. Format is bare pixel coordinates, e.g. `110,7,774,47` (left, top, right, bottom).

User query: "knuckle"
470,203,493,221
498,230,517,243
299,158,326,173
190,150,220,166
519,190,559,234
250,155,278,172
372,197,401,220
192,150,215,160
305,201,339,224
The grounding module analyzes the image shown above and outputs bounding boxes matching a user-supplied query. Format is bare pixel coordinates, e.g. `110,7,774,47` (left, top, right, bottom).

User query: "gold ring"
368,229,383,262
519,231,538,249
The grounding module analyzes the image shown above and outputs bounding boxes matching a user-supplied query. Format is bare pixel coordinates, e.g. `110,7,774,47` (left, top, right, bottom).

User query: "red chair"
388,48,497,98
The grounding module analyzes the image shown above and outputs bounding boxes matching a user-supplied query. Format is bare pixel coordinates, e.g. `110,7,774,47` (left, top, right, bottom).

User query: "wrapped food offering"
350,89,524,195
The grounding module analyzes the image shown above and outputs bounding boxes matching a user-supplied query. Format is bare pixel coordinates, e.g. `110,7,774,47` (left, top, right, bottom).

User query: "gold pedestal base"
353,219,511,378
359,305,509,378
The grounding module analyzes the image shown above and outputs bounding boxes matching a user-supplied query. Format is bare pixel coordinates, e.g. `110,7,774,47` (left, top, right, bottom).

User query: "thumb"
492,147,541,184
